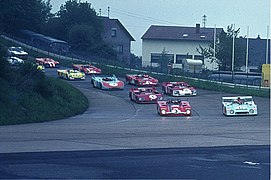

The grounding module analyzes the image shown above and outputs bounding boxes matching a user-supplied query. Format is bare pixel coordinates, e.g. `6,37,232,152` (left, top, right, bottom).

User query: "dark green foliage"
197,25,246,71
43,0,103,52
0,41,88,125
158,48,170,74
0,0,52,33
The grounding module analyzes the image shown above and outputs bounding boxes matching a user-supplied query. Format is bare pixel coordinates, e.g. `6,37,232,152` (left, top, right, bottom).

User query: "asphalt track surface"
0,68,270,179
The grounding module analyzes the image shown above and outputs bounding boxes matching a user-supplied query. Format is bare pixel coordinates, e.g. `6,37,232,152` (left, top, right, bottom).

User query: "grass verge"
0,77,89,125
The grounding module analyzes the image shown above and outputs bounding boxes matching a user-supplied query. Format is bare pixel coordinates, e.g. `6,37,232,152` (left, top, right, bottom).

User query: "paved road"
0,68,269,179
0,69,269,153
0,145,269,179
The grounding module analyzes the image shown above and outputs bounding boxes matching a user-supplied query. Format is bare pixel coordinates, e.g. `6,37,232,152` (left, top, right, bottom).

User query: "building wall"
142,39,218,70
101,19,131,64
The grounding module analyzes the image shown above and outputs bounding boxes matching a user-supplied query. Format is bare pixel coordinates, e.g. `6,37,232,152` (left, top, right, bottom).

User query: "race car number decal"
149,95,157,99
109,82,118,87
172,108,181,114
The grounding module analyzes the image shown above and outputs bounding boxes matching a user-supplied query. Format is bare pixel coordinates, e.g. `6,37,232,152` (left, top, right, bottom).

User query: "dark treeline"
0,0,116,59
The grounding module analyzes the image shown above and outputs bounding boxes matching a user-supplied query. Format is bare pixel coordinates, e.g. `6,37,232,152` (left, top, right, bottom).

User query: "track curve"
0,69,269,153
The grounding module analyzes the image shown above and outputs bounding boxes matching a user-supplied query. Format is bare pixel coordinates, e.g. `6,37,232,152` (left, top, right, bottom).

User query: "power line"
109,7,183,25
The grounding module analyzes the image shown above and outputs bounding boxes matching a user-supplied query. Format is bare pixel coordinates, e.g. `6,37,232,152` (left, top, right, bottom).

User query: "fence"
1,34,269,92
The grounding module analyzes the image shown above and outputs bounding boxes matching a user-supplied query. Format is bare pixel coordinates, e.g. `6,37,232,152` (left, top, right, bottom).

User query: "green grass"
0,77,89,125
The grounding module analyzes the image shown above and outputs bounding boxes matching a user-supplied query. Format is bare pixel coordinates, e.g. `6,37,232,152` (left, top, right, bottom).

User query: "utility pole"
245,26,249,73
231,24,235,83
266,25,269,64
202,15,207,28
107,7,110,18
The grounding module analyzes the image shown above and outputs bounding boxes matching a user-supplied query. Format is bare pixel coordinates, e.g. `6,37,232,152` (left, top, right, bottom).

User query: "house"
141,24,222,71
100,16,135,65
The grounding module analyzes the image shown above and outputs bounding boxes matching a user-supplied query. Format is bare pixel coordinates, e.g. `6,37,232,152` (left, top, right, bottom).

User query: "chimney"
196,23,200,34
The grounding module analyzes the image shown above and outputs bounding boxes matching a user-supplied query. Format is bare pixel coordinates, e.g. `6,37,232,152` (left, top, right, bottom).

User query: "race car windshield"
13,47,24,51
103,78,112,81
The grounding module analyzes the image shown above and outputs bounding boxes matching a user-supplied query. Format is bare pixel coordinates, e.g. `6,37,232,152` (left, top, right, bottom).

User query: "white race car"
7,57,24,65
7,46,28,60
222,96,258,116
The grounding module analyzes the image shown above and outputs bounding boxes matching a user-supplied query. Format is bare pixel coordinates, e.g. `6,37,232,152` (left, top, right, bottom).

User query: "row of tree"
0,0,116,58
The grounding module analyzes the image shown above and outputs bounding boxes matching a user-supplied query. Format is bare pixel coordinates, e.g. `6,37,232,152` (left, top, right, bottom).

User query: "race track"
0,69,269,153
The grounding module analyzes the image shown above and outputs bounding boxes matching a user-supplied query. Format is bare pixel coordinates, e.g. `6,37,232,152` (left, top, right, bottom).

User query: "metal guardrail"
1,34,270,91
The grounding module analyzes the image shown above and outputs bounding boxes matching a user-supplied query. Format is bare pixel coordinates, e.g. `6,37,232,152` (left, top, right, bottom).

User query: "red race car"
35,58,59,68
126,74,158,86
162,82,197,96
157,99,192,116
129,87,163,103
73,64,102,75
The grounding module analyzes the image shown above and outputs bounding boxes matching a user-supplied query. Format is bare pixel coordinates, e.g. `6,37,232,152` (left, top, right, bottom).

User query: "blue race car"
222,96,257,116
91,74,124,90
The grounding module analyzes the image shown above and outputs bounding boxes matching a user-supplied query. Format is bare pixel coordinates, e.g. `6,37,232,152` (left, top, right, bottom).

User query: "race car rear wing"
222,96,253,102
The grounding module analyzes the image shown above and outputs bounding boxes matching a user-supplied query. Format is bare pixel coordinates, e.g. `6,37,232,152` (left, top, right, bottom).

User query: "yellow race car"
57,69,85,80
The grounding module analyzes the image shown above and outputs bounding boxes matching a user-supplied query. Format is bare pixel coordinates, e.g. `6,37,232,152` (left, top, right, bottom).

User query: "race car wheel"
157,106,160,115
45,64,50,68
186,109,191,116
162,86,166,93
98,82,102,89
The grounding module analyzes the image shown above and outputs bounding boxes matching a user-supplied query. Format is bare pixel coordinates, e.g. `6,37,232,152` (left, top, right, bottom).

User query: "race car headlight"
230,110,234,114
249,109,254,114
161,109,166,115
159,97,163,100
138,97,144,101
186,109,191,114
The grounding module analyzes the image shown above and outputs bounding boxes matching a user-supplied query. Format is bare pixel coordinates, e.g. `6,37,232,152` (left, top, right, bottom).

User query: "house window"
151,53,174,63
151,53,160,63
194,55,204,60
176,54,193,64
111,28,117,37
116,45,123,53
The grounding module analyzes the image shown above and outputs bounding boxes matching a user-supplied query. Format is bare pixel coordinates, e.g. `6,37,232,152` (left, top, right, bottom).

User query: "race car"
57,69,85,80
36,64,45,72
36,58,60,68
91,74,124,90
157,99,192,116
7,57,24,65
222,96,258,116
129,87,163,103
162,81,197,96
7,46,28,60
125,74,158,86
72,64,102,75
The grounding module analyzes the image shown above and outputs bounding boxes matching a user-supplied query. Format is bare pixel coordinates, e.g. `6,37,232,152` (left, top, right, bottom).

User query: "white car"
222,96,258,116
7,57,24,65
7,46,28,60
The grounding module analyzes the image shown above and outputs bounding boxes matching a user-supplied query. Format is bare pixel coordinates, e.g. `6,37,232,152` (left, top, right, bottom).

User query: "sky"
50,0,270,56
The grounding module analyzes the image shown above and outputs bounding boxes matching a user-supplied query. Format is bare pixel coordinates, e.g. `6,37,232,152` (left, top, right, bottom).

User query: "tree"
158,48,170,73
197,25,245,71
43,0,106,56
0,0,52,33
